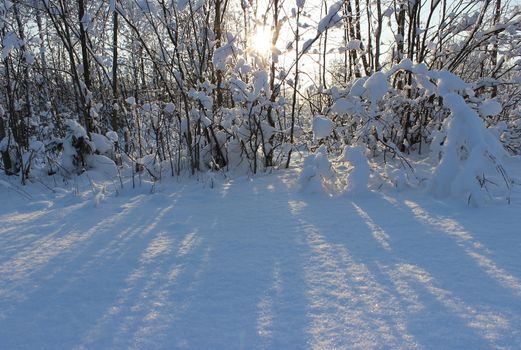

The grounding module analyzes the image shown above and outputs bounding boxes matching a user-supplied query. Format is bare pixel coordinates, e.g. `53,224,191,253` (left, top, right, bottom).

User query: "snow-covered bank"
0,168,520,349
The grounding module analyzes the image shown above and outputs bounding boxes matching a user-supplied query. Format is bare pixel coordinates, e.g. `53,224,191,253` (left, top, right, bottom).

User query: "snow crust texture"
0,170,520,349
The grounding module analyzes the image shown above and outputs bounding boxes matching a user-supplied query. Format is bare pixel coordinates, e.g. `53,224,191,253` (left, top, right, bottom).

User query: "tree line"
0,0,519,188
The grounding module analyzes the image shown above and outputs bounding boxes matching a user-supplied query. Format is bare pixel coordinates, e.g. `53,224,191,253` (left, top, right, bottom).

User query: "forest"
0,0,519,202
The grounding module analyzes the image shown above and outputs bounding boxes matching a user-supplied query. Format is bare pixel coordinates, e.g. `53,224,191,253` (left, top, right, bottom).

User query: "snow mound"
90,133,113,155
363,72,388,107
312,115,333,140
87,154,118,178
479,99,502,117
330,98,357,115
299,146,333,194
342,145,370,194
429,93,510,204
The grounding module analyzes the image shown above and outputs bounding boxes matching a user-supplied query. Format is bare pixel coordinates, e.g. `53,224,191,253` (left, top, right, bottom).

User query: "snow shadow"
403,199,521,298
157,176,310,349
0,188,206,348
349,194,519,349
286,189,521,349
0,176,312,349
287,195,420,349
1,172,520,349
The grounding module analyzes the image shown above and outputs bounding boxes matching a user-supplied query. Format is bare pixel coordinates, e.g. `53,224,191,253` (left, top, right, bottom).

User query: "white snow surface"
1,166,521,349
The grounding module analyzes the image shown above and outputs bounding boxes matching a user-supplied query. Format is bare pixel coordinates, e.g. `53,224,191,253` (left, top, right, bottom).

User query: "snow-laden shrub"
500,108,521,155
60,120,117,177
312,115,334,141
329,59,511,157
299,145,333,194
219,67,286,173
326,60,513,203
86,154,118,178
0,128,20,175
342,145,370,194
428,93,511,204
383,164,410,191
19,139,46,182
90,133,114,156
60,120,94,175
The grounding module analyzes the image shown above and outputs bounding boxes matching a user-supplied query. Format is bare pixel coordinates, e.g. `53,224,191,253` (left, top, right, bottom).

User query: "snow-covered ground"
1,167,521,349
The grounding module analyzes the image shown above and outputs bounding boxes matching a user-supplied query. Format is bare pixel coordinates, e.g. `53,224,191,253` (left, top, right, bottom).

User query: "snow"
126,96,136,106
0,131,15,152
176,0,189,11
342,145,370,194
106,131,119,143
1,1,520,347
385,164,409,191
213,34,236,72
345,39,362,51
0,167,520,349
479,99,502,117
64,119,87,139
1,31,17,60
299,146,333,193
302,39,314,54
90,133,113,155
29,139,44,152
363,71,389,107
164,102,175,114
317,1,343,34
24,51,34,65
86,154,118,178
330,97,357,114
252,70,269,99
312,115,333,140
137,0,154,13
428,93,510,204
434,70,468,96
350,77,368,97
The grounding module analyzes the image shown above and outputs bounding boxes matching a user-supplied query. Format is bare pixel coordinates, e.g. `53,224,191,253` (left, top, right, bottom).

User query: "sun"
252,25,272,54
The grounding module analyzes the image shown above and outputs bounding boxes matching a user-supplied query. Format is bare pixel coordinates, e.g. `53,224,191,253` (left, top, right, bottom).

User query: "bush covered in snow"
324,60,515,203
342,145,370,194
299,146,333,194
0,0,519,206
59,120,117,178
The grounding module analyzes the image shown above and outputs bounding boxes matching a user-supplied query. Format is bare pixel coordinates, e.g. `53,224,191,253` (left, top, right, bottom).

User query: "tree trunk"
491,0,501,97
111,10,120,131
78,0,94,133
